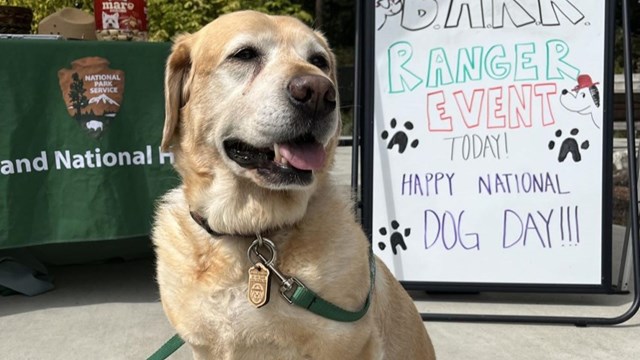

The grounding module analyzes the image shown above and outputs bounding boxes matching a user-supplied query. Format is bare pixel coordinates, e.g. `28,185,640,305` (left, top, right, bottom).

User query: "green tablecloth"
0,39,179,249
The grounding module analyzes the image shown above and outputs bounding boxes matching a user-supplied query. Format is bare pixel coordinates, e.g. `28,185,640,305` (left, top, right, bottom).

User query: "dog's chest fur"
154,190,380,359
184,279,371,359
166,250,379,359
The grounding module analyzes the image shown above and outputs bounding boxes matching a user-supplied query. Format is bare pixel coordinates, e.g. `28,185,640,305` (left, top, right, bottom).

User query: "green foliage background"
2,0,315,42
614,1,640,73
146,0,314,42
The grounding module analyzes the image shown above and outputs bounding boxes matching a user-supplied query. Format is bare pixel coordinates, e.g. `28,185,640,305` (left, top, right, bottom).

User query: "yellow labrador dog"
153,10,435,360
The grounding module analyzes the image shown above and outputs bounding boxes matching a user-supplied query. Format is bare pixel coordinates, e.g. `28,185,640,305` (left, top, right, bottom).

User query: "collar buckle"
280,277,305,304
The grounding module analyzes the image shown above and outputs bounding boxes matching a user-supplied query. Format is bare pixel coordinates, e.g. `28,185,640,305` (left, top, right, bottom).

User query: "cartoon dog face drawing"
376,0,403,30
560,74,601,129
102,12,119,29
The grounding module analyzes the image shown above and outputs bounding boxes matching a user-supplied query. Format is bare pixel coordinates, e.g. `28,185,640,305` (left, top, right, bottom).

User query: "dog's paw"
548,128,590,163
378,220,409,255
381,118,419,154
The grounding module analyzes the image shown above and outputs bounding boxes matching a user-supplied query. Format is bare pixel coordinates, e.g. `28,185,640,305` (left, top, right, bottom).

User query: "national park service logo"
58,57,125,138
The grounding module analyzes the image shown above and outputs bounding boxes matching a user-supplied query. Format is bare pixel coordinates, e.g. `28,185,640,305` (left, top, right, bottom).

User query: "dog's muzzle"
223,75,337,187
224,133,326,187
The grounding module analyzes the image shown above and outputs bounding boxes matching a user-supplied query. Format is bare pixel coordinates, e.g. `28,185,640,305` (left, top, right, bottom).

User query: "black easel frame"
354,0,640,325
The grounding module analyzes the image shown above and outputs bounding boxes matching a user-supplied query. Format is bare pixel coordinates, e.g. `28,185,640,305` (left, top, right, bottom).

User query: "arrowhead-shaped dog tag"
248,263,271,308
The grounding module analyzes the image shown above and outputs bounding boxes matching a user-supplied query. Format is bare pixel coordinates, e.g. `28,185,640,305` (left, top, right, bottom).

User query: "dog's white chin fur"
186,131,337,236
184,158,319,236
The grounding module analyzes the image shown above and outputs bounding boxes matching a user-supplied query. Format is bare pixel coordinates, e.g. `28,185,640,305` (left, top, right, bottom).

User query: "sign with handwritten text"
370,0,612,287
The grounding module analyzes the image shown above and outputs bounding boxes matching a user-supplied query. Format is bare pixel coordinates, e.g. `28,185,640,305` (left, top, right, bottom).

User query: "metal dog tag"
248,263,271,308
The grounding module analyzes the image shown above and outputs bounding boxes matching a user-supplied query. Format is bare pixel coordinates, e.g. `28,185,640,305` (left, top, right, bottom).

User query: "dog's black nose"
562,89,568,95
288,75,336,116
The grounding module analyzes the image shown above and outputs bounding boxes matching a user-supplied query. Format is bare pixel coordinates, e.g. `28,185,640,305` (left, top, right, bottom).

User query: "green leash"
249,237,376,323
283,246,376,322
147,334,185,360
149,242,376,359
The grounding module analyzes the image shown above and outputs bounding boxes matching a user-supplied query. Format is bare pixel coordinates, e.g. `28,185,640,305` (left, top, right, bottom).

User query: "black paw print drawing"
548,128,590,163
378,220,409,255
381,118,419,154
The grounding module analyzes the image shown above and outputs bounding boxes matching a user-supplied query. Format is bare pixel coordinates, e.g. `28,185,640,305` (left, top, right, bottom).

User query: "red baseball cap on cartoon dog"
572,74,599,92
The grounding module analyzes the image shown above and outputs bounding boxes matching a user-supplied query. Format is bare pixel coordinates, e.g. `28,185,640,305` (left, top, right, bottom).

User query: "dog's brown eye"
232,47,259,61
309,54,329,70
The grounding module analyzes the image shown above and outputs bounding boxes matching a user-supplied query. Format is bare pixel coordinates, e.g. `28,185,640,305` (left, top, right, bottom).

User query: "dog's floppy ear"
161,34,194,152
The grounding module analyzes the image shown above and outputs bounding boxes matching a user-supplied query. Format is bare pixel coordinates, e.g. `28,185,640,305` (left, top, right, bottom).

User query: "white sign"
371,0,611,286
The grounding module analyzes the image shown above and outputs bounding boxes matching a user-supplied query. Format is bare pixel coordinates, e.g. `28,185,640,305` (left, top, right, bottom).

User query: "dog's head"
161,11,341,234
560,86,600,116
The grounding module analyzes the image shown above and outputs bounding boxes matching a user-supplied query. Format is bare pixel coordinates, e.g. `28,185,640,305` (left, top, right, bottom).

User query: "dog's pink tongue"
278,142,326,170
